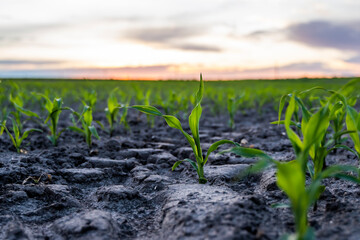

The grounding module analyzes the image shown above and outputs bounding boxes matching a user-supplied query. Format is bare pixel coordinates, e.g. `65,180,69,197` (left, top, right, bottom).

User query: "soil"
0,105,359,240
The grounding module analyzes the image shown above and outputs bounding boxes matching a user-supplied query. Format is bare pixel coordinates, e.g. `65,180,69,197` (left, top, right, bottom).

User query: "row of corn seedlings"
0,89,129,150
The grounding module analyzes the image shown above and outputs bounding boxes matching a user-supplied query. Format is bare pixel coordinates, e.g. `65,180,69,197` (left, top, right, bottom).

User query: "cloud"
124,26,222,52
286,21,360,51
279,62,328,72
345,55,360,63
0,65,173,79
245,30,274,39
172,43,222,52
239,62,330,74
0,59,63,65
246,20,360,53
126,26,199,42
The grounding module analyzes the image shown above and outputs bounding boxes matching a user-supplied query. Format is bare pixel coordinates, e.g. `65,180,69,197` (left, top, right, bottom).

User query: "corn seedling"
104,88,131,135
346,106,360,159
209,91,224,116
81,89,97,109
276,160,359,240
144,90,155,127
9,93,40,134
130,74,240,183
69,105,100,149
36,94,72,146
227,93,244,129
0,117,42,153
0,108,9,136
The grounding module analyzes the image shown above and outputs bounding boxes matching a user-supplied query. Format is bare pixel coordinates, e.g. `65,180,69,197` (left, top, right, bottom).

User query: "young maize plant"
104,88,131,136
81,89,97,109
0,117,42,153
346,105,360,160
36,94,72,146
227,93,244,129
0,108,9,136
9,93,40,134
276,159,359,240
209,91,224,116
105,88,121,136
144,90,155,128
69,105,100,149
130,74,241,184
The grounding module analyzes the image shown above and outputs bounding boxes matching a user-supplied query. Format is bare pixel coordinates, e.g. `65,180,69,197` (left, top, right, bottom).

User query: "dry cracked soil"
0,105,359,240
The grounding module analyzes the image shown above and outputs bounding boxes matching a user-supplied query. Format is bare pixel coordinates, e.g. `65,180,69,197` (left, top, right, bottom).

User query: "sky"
0,0,360,80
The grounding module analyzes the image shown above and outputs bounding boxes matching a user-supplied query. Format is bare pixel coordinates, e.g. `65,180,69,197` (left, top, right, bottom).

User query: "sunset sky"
0,0,359,80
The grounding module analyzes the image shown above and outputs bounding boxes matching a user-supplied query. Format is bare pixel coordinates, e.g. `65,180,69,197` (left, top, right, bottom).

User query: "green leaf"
313,147,327,178
88,125,100,139
1,123,17,149
95,120,105,130
329,144,360,159
194,73,204,105
303,227,316,240
68,126,85,135
295,96,311,123
188,74,204,160
47,135,56,145
13,102,40,118
0,120,5,136
35,93,53,113
284,95,303,157
172,158,198,172
333,130,356,140
329,101,344,119
162,115,198,156
130,105,163,116
10,94,23,107
271,120,301,129
172,160,184,170
346,106,360,154
204,139,237,165
163,115,183,130
53,98,62,111
276,161,309,237
11,118,20,140
276,161,306,204
189,103,202,159
332,173,360,184
20,128,42,143
83,105,93,126
319,165,360,180
277,94,288,124
303,106,330,154
108,87,119,113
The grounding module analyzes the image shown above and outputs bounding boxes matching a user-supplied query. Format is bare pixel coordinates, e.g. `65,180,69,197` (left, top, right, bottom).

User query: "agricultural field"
0,77,359,240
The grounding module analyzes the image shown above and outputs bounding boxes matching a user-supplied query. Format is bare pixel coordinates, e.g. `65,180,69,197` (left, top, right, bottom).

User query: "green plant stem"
197,164,207,184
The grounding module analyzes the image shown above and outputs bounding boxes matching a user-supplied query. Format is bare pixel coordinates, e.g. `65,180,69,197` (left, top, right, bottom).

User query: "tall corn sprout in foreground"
130,74,248,183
